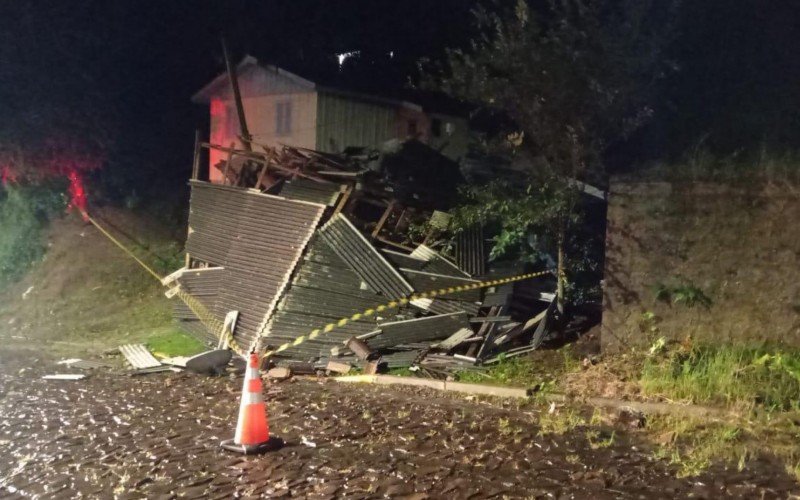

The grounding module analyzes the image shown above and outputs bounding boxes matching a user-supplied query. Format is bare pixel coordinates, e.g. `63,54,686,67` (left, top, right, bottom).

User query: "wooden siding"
315,92,396,153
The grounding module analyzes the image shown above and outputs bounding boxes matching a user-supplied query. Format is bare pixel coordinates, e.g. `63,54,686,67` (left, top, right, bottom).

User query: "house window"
431,118,442,138
276,101,292,136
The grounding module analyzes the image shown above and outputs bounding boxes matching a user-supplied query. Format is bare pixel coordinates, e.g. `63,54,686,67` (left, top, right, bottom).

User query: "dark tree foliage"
424,0,676,307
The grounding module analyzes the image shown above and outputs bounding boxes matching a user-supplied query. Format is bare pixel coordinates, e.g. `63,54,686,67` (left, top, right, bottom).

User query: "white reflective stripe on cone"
242,391,264,405
246,368,260,380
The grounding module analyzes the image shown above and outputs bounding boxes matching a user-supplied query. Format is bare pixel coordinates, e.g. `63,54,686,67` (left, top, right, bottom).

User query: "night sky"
0,0,797,199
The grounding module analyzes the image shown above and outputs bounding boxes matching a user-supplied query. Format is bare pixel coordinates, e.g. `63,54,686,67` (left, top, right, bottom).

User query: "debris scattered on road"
119,344,162,370
267,367,292,381
56,358,110,369
42,374,86,380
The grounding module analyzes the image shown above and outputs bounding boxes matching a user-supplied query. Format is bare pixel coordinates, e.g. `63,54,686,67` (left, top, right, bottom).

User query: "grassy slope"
0,208,203,357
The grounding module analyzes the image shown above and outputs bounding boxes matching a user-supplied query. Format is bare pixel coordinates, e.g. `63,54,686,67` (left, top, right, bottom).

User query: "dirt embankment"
603,182,800,350
0,208,179,355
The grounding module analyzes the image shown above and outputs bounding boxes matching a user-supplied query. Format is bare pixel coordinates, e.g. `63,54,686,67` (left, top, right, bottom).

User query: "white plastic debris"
42,374,86,381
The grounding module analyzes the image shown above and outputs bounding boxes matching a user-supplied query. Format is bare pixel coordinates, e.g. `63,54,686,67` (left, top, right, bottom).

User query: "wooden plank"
326,361,352,374
371,201,396,238
191,129,202,180
332,184,353,217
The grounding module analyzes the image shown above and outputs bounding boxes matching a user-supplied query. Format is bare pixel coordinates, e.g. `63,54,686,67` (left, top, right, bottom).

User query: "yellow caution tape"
261,270,552,359
84,213,247,357
84,211,551,361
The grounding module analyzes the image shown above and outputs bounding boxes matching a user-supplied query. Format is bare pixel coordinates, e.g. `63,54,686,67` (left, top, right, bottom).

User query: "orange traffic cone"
220,353,283,454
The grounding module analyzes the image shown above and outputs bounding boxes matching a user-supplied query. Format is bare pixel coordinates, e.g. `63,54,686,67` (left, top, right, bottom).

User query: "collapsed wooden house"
169,138,557,375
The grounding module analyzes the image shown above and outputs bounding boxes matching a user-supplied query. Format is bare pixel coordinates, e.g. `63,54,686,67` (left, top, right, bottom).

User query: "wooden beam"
222,142,235,185
221,37,252,152
191,129,202,180
371,201,396,238
201,142,336,184
375,235,415,252
332,184,353,217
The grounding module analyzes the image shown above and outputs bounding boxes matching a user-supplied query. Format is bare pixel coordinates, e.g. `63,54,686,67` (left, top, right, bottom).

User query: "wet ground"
1,346,797,499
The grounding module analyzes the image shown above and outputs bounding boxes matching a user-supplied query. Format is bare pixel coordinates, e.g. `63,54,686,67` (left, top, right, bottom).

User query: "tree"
424,0,675,313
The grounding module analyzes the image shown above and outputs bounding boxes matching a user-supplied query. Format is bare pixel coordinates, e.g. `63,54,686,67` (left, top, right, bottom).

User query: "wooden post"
222,142,235,185
191,129,202,180
221,37,252,152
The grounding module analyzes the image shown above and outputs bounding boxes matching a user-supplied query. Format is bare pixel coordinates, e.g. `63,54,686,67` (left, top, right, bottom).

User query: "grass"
456,346,580,388
537,406,586,435
640,343,800,411
637,343,800,478
146,328,207,358
647,415,754,478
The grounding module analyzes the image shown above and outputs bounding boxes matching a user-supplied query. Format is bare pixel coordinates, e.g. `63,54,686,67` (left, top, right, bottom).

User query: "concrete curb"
334,375,739,420
335,374,525,398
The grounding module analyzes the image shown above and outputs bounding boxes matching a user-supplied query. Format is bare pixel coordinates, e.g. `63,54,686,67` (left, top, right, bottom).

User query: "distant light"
336,51,361,68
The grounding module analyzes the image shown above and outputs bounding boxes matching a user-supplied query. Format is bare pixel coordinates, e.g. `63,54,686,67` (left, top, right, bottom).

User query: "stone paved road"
0,347,797,499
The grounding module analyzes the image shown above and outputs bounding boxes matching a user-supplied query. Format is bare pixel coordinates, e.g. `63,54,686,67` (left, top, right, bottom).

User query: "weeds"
641,344,800,411
652,282,712,309
0,184,66,287
647,416,749,478
586,429,616,449
537,406,585,435
457,346,580,388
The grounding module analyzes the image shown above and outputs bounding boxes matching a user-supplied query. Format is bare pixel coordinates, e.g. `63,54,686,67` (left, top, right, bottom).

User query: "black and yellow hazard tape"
84,210,551,361
261,270,553,358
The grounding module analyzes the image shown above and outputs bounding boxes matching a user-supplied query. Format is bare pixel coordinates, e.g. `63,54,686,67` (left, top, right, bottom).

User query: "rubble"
173,140,559,378
266,367,293,381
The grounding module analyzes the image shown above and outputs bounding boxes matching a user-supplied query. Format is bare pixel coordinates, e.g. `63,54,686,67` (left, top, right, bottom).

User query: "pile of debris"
171,140,557,377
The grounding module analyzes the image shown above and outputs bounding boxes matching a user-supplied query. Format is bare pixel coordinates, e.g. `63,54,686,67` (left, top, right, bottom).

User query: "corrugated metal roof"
400,268,481,302
410,244,472,278
186,181,325,351
279,178,343,206
318,214,414,299
172,267,225,344
455,225,486,277
382,249,427,270
263,236,404,360
380,349,426,368
363,311,470,349
411,297,480,316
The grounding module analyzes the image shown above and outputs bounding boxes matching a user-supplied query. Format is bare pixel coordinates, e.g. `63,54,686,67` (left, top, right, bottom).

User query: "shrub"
0,184,66,286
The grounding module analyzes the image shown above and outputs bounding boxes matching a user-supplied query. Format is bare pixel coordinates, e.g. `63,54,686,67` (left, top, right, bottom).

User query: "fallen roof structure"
171,139,559,375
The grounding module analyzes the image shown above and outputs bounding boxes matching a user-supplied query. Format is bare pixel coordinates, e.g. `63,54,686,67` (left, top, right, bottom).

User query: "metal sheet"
119,344,162,369
456,225,486,277
318,214,414,299
382,249,427,270
263,236,394,360
172,267,225,341
364,311,470,349
410,297,480,316
400,268,481,302
186,181,325,350
411,244,470,278
279,178,343,206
